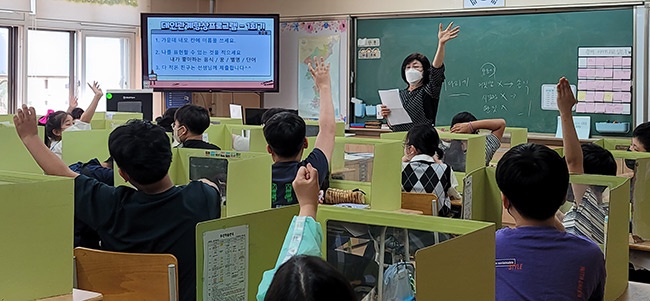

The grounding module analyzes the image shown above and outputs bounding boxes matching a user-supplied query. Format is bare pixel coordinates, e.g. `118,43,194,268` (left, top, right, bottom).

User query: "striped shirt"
563,187,608,245
390,65,446,132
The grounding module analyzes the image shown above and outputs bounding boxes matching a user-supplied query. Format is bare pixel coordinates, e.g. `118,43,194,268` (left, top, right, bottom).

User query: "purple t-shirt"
496,227,605,301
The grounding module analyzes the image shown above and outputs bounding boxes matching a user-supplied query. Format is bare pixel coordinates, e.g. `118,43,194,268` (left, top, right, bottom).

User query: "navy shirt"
69,158,113,186
271,148,329,207
181,139,221,150
74,175,221,301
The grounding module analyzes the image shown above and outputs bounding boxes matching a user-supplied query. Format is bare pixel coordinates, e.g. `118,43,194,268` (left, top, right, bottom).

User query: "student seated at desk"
45,82,104,158
173,104,221,150
263,57,335,207
495,145,605,298
556,78,617,245
448,111,506,167
257,163,356,301
401,124,454,216
14,107,221,301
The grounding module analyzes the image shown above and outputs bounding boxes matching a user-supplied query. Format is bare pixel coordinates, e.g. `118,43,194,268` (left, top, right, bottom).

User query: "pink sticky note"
578,80,587,89
595,92,605,101
622,92,632,103
613,57,623,67
622,57,632,67
603,58,614,67
613,81,623,91
588,58,597,66
596,58,606,66
585,92,595,102
576,103,587,113
585,103,596,113
586,69,596,78
578,69,588,79
613,92,623,102
613,70,624,79
595,103,607,113
622,81,631,92
613,104,624,114
603,69,613,79
622,70,632,80
605,104,616,114
603,80,613,91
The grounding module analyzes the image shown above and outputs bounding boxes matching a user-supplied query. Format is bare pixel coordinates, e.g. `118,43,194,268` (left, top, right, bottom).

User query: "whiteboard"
264,19,350,123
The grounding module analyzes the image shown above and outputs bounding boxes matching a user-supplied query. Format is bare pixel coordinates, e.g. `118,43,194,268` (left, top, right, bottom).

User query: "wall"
217,0,640,17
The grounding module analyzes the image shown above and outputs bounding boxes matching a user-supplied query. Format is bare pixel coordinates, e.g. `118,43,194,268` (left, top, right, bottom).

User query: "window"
82,35,131,111
0,27,10,114
27,29,73,115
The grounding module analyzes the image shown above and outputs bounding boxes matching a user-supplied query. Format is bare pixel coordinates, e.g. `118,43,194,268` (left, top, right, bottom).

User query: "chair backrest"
401,192,438,216
74,247,179,301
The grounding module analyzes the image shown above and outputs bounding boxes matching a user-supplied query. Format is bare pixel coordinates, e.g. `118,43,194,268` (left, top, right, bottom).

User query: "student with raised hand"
557,77,617,245
173,104,221,150
257,163,356,301
401,124,454,216
449,111,506,165
46,82,104,158
380,22,460,132
263,57,335,207
495,142,605,300
14,105,221,301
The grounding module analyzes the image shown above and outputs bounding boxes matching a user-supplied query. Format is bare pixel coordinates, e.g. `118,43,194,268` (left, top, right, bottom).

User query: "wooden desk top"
616,281,650,300
629,234,650,252
38,289,102,301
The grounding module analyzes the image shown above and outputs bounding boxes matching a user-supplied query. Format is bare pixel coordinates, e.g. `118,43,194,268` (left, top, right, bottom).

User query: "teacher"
381,22,460,132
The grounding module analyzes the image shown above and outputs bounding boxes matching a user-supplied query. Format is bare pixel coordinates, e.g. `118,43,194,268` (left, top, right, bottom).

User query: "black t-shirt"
271,148,329,207
74,175,221,301
182,139,221,150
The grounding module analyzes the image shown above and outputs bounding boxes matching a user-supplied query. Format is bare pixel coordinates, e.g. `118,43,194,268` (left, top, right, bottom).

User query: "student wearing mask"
380,22,460,132
173,104,221,150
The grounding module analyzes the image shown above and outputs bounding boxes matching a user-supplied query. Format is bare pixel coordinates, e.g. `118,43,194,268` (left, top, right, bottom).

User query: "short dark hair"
265,255,356,301
405,124,444,159
261,108,298,125
633,122,650,152
174,104,211,135
581,143,617,176
451,111,478,128
108,119,172,185
45,111,71,146
496,143,569,221
155,108,178,132
401,53,431,86
263,112,306,158
70,108,84,120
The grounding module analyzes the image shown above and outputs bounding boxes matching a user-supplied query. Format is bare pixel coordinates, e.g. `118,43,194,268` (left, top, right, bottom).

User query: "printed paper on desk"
379,89,412,125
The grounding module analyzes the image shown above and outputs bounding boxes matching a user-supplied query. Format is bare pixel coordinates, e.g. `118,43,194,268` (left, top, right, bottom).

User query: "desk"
616,281,650,300
38,289,103,301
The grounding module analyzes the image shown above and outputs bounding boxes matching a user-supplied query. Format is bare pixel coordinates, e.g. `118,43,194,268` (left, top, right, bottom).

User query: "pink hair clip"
38,109,54,125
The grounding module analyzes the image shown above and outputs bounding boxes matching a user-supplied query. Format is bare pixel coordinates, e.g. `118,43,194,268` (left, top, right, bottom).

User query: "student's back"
496,227,605,300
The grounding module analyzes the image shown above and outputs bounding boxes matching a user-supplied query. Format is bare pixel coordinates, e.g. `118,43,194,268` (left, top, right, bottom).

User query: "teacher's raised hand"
438,22,460,45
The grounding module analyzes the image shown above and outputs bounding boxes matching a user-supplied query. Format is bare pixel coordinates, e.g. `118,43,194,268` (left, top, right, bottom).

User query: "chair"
401,192,438,216
73,247,179,301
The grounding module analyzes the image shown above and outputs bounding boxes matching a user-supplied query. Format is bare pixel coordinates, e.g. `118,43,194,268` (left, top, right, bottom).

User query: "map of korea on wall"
298,35,341,119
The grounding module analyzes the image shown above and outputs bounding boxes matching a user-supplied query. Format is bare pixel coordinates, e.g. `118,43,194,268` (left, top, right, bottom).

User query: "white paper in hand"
378,89,412,125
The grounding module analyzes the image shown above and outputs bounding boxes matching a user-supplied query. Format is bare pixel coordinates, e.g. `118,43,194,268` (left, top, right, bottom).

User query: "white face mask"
172,126,182,145
405,68,423,84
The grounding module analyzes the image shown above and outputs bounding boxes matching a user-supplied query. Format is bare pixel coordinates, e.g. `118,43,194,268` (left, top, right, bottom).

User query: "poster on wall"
298,35,341,119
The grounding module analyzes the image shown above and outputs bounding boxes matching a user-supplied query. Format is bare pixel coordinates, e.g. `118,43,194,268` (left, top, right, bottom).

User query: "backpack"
382,262,415,301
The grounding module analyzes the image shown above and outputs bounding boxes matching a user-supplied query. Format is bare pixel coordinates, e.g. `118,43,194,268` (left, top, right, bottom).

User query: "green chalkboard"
355,8,634,133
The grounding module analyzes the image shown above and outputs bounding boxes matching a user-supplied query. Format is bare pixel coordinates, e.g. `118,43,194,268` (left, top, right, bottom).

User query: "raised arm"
66,95,78,114
14,105,78,178
451,118,506,139
310,57,335,163
294,163,320,218
557,77,587,202
79,82,103,124
432,22,460,68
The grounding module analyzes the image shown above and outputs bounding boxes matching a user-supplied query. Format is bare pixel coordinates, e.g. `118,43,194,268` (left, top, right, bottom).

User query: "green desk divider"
0,114,14,124
0,171,73,300
317,206,495,300
210,117,244,125
380,131,487,191
504,127,528,147
223,124,267,152
61,129,112,165
204,124,227,150
105,111,143,120
0,125,43,174
567,174,630,301
593,138,633,151
463,167,502,226
172,148,272,217
104,118,131,130
327,137,402,211
304,120,346,137
195,206,299,301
